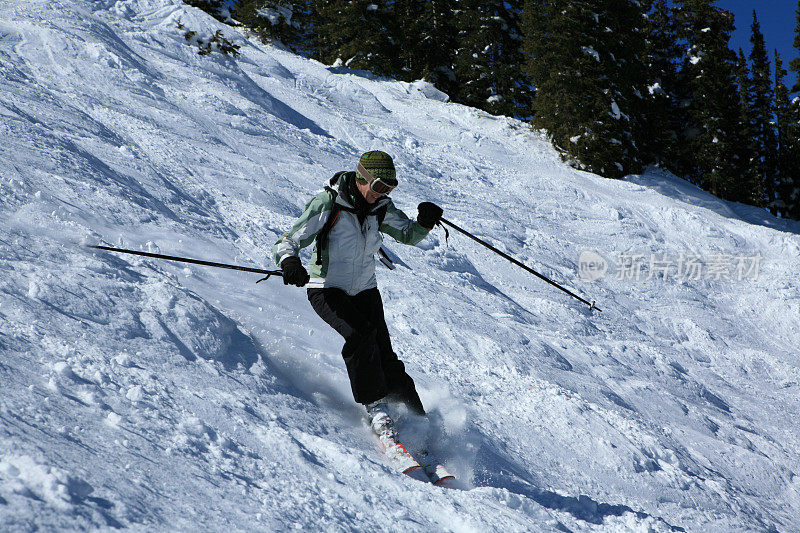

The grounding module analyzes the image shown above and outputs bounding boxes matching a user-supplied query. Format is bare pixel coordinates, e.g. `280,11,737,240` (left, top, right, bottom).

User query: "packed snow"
2,1,800,531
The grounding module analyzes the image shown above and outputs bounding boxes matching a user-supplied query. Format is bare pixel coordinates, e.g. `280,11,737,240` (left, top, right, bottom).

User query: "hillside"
2,1,800,531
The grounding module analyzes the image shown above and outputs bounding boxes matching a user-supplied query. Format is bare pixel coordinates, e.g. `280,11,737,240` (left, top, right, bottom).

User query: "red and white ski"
367,403,457,486
415,449,456,487
374,431,429,482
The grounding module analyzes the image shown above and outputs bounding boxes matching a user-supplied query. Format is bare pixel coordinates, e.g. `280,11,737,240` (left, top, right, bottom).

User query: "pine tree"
733,48,757,204
774,51,800,218
453,0,531,117
523,0,650,178
414,0,458,96
747,11,777,211
600,0,652,176
494,0,532,117
393,0,427,81
783,1,800,219
232,1,312,53
452,0,488,108
641,0,682,168
673,0,744,200
186,0,228,22
314,0,396,77
523,0,600,168
791,1,800,93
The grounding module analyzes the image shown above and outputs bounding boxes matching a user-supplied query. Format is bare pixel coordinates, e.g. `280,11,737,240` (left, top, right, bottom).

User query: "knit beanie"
358,151,397,187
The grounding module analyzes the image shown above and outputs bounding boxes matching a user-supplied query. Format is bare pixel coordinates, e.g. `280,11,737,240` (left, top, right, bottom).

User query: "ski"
415,449,456,487
373,430,429,482
366,401,456,486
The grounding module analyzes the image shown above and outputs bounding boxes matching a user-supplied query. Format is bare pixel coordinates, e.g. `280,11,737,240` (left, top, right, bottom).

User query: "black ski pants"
307,287,425,415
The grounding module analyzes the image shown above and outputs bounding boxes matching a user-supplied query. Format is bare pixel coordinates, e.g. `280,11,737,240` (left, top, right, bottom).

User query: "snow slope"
2,1,800,530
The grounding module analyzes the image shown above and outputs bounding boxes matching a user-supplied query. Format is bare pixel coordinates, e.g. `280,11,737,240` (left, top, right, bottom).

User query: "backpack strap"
315,188,340,266
314,172,390,266
375,204,388,227
315,172,351,265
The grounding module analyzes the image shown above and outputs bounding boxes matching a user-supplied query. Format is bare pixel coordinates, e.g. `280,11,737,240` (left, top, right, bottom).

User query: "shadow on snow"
471,436,685,531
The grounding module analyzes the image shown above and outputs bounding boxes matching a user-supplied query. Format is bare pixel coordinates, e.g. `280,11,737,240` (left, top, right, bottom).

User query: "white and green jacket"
273,173,431,295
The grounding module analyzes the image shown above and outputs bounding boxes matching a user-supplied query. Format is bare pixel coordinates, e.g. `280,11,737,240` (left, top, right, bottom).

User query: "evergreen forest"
189,0,800,220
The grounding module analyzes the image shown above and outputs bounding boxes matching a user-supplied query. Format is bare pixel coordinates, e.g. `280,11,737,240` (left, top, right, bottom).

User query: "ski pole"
87,245,283,283
438,218,601,312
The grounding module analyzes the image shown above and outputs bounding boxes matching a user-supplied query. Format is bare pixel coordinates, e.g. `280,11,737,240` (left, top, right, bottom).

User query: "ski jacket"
273,172,431,295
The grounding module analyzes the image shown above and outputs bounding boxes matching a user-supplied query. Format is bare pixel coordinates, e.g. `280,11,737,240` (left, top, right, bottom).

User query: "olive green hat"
358,150,397,186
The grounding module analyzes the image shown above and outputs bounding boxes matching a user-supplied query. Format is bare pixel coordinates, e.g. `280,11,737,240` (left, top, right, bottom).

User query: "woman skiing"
273,150,443,436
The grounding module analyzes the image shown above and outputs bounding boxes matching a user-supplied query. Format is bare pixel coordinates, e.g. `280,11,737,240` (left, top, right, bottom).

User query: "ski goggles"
356,162,395,195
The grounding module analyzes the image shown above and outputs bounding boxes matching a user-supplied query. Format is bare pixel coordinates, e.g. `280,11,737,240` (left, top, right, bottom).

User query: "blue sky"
717,0,799,88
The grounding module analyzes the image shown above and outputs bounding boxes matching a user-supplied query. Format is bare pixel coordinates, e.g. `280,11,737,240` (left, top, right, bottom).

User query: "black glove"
417,202,443,229
280,256,309,287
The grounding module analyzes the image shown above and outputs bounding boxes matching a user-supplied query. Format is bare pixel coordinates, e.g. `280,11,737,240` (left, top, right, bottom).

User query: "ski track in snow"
1,0,799,531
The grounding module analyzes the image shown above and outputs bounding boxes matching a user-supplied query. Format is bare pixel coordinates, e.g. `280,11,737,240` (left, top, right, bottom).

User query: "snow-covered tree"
747,12,777,211
641,0,683,169
409,0,458,96
232,1,312,53
522,0,651,178
453,0,530,117
673,0,744,200
773,51,800,219
779,2,800,219
314,0,396,76
185,0,228,22
791,1,800,93
733,48,758,205
392,0,426,81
